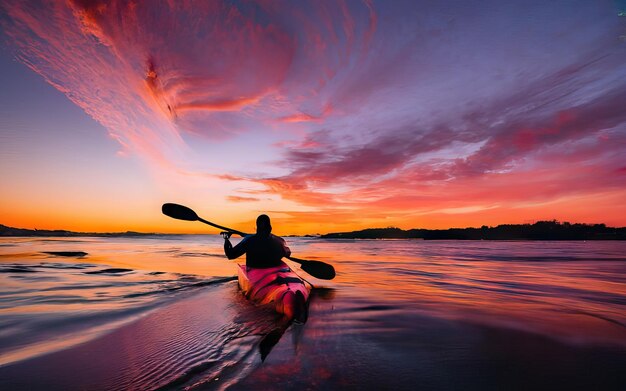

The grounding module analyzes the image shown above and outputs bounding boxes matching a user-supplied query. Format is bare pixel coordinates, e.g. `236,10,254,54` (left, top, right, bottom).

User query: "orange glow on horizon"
2,188,625,235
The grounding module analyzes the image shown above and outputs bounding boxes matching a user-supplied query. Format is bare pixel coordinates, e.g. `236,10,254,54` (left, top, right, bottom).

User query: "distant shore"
321,221,626,240
2,220,625,240
0,224,161,238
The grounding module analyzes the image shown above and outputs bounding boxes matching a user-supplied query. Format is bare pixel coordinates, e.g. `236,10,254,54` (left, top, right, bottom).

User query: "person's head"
256,214,272,236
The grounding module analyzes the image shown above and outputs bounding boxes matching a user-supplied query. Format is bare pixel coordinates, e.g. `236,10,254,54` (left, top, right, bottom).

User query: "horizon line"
2,220,625,237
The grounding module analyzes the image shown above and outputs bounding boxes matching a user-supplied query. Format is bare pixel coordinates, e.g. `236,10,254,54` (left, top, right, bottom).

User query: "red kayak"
237,261,311,322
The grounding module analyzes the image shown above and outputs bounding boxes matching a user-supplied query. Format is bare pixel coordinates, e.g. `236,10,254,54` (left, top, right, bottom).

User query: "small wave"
468,255,626,262
40,262,95,270
85,268,134,275
176,252,224,258
0,265,37,273
124,276,237,298
559,308,626,329
42,251,88,257
340,303,402,314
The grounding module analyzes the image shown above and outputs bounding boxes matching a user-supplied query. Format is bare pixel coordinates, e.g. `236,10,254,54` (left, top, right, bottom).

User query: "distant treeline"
321,221,626,240
0,224,154,237
3,221,625,240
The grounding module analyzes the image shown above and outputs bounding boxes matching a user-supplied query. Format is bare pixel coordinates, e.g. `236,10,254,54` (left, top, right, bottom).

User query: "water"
0,236,625,390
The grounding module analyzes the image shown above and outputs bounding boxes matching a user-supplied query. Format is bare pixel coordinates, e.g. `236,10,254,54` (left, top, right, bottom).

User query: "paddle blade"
162,203,199,221
301,260,336,280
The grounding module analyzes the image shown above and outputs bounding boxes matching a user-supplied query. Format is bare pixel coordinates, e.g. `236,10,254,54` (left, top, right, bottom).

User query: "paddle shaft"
198,217,247,237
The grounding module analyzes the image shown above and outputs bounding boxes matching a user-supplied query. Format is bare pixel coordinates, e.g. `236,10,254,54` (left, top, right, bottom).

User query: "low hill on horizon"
0,224,157,237
321,220,626,240
2,220,625,240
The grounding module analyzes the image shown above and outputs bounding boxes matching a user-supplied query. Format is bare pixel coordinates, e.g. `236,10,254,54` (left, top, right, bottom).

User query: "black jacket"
224,233,291,268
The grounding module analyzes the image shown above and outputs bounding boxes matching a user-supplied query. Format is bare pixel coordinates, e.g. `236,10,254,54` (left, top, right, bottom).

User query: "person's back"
223,214,291,268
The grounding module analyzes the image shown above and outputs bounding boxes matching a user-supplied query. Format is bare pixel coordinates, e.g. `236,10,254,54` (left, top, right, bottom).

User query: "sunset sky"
1,0,625,235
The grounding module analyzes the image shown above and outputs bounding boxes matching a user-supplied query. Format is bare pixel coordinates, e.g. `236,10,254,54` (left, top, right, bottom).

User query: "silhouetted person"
223,214,291,268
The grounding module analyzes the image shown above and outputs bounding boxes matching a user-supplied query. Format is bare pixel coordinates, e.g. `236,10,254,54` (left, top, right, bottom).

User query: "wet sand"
2,286,625,390
0,281,278,390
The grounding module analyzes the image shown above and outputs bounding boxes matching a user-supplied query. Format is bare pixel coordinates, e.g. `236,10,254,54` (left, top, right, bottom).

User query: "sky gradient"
1,0,625,234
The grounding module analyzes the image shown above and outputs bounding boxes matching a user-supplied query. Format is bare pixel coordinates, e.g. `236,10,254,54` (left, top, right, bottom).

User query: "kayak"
237,261,311,322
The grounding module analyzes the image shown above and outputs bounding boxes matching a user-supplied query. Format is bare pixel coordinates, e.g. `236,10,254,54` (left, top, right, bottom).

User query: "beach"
1,236,625,390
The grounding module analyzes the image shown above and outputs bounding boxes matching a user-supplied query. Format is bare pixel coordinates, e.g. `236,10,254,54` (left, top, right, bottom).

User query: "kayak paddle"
162,203,336,280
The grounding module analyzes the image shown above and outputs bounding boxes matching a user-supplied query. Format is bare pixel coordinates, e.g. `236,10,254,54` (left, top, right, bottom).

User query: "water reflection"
0,237,625,389
304,240,626,347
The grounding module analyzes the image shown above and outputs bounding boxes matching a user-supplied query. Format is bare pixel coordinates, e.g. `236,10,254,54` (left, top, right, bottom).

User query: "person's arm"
223,233,248,260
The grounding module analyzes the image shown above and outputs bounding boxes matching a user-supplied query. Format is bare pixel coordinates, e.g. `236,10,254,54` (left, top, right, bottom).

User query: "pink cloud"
1,0,380,144
226,195,260,203
279,113,321,123
238,60,626,224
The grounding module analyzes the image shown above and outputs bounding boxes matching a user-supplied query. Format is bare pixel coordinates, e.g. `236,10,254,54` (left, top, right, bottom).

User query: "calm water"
0,236,625,390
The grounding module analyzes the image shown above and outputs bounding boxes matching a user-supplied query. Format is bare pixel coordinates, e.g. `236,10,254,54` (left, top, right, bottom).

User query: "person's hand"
221,231,232,239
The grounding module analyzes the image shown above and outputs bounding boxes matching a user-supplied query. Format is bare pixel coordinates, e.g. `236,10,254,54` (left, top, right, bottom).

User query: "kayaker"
223,214,291,268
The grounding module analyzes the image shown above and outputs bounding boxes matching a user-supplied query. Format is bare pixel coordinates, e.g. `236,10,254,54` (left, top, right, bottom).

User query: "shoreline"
0,281,275,390
3,220,626,240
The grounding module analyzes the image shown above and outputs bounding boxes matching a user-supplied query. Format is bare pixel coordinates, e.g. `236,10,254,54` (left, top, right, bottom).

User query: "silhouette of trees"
322,221,626,240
